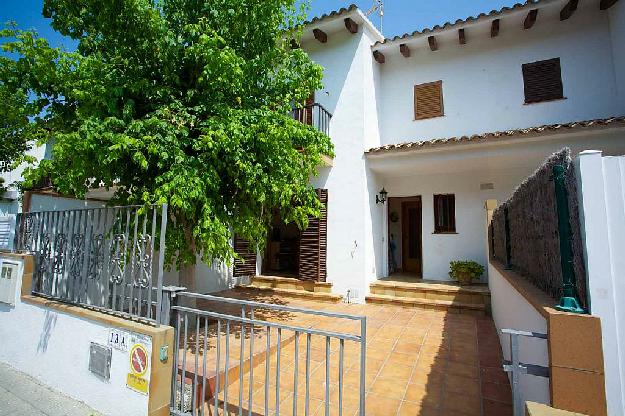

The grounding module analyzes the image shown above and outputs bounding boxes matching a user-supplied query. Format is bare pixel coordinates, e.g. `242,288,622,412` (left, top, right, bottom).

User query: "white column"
484,199,497,283
576,150,624,415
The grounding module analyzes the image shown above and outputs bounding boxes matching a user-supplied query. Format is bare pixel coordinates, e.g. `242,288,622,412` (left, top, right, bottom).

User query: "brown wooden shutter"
233,236,257,277
522,58,563,104
414,81,444,120
298,189,328,282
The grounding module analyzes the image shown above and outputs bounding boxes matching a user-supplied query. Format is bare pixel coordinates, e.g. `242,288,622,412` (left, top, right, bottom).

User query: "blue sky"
1,0,520,50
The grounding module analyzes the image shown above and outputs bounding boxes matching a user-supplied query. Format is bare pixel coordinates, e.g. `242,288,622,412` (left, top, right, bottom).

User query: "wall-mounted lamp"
376,188,388,204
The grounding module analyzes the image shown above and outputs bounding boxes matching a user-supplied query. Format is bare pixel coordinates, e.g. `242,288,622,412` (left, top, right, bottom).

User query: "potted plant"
449,260,485,286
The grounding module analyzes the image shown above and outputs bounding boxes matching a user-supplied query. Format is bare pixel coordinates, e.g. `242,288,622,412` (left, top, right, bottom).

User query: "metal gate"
169,292,367,416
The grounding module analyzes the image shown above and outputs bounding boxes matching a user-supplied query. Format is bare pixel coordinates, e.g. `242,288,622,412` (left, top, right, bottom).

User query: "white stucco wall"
0,256,150,416
488,263,551,406
381,167,532,280
28,193,106,212
576,150,625,415
377,3,622,145
1,143,49,215
302,24,382,301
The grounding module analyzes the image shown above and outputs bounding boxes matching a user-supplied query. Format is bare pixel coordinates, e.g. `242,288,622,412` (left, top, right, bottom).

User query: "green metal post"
552,165,585,314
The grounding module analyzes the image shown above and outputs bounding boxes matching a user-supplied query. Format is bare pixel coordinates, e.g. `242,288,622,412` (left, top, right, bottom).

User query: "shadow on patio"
173,288,512,415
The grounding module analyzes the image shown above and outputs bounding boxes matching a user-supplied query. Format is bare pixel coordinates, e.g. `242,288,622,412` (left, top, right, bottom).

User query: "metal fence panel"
169,293,366,416
14,204,168,324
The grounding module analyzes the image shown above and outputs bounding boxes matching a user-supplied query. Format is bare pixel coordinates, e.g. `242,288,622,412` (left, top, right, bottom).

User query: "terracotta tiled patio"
176,288,512,416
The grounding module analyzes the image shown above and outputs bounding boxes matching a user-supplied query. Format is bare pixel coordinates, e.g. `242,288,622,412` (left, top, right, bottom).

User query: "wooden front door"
402,199,422,277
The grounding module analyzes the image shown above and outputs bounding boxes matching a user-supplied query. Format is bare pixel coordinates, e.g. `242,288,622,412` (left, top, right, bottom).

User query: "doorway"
388,196,422,279
402,199,423,277
262,213,301,278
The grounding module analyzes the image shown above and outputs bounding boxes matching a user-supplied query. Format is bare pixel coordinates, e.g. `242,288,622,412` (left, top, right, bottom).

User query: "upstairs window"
522,58,563,104
434,194,456,233
414,81,444,120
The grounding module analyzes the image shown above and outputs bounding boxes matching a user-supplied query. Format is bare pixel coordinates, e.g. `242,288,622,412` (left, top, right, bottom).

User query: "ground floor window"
434,194,456,233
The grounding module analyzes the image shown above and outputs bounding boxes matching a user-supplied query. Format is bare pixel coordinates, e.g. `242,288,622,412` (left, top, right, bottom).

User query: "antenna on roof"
365,0,384,33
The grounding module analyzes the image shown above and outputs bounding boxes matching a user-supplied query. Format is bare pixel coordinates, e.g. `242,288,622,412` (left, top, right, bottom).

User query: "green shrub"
449,260,485,284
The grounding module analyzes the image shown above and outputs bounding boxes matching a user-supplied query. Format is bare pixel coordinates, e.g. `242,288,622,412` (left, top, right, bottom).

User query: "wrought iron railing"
292,103,332,136
14,204,168,325
169,292,366,416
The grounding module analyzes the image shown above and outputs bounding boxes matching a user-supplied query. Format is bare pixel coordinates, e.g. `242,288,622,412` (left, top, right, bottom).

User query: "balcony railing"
292,103,332,136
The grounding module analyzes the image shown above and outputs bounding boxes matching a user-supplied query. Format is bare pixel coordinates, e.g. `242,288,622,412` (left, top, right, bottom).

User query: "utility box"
0,259,20,305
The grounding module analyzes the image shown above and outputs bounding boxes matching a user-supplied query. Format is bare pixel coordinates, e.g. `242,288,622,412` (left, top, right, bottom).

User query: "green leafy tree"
0,29,49,191
1,0,332,268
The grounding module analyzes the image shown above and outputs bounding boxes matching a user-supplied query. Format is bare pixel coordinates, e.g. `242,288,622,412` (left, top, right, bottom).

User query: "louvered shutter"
0,215,16,251
233,236,257,277
522,58,563,104
414,81,444,120
298,189,328,282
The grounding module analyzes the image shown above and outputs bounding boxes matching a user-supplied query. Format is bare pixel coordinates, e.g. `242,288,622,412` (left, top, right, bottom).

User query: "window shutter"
233,236,257,277
522,58,563,103
414,81,444,120
298,189,328,282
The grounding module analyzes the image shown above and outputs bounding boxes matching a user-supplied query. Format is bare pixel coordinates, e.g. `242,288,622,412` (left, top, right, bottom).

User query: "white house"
5,0,625,305
223,0,625,304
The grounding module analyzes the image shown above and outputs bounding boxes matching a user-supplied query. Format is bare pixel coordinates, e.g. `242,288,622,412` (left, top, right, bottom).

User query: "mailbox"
0,259,20,305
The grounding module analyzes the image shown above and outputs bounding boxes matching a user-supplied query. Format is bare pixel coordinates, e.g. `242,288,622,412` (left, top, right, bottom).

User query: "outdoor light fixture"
376,188,388,204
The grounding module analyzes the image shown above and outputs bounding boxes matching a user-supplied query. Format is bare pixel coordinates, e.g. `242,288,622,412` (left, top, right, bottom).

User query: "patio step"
249,275,333,293
236,284,342,303
370,280,490,304
365,293,486,316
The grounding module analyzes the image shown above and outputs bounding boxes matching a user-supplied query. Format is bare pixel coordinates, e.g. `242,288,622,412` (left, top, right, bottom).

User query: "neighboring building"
6,0,625,303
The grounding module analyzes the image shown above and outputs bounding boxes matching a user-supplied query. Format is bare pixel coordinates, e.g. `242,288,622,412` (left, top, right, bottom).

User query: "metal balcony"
292,103,332,136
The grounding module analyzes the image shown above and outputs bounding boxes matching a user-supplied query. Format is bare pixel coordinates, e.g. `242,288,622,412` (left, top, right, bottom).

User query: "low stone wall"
489,260,607,416
0,253,174,416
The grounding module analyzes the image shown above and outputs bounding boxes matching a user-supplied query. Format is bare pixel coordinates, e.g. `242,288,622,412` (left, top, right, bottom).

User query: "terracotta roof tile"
303,4,358,26
373,0,545,46
366,116,625,154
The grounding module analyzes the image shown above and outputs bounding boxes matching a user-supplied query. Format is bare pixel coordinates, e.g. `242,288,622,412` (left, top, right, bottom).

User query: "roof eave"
372,0,563,49
365,117,625,156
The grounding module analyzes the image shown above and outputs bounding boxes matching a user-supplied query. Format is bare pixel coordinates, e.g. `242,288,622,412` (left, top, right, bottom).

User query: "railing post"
155,203,168,325
359,316,366,416
160,286,187,326
552,165,585,313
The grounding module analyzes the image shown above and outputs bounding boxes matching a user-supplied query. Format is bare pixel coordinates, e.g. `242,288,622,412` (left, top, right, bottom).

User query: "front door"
402,199,422,277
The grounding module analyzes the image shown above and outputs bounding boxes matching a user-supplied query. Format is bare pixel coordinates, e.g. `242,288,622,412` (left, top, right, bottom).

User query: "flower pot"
454,271,474,286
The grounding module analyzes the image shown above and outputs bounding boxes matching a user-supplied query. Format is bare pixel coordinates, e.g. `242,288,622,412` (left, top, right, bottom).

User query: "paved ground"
0,361,102,416
175,288,512,416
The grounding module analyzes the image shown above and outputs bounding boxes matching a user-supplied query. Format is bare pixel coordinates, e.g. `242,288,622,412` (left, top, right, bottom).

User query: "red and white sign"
130,344,148,376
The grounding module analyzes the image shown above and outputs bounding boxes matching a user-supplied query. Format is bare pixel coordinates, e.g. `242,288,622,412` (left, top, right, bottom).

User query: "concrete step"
250,275,333,294
365,293,486,316
236,285,343,303
369,280,490,307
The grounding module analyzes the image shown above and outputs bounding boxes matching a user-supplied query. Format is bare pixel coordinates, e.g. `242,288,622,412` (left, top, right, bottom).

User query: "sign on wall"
108,329,129,352
125,333,152,395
